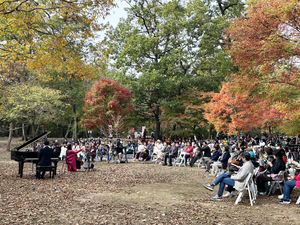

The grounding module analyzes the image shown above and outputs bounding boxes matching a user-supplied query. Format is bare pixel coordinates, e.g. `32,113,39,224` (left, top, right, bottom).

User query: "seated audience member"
258,147,274,172
134,141,145,161
256,149,286,195
278,172,300,204
164,142,178,166
210,146,230,176
248,151,259,168
199,142,211,168
152,140,163,162
281,149,287,165
204,145,220,173
184,142,194,166
203,152,253,201
141,149,150,163
189,143,202,167
158,142,169,164
146,141,154,155
126,141,135,154
229,146,241,163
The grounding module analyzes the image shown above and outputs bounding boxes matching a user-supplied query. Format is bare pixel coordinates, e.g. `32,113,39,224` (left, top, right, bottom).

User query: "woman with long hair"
65,144,82,172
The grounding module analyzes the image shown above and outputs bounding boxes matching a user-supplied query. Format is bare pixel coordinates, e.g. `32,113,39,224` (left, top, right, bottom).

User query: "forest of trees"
0,0,299,149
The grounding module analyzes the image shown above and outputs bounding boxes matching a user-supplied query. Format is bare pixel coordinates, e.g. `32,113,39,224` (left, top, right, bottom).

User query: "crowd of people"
36,134,300,204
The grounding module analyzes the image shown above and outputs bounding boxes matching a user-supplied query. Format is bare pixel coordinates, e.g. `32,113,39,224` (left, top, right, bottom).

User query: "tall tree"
0,83,63,151
103,0,244,139
226,0,300,134
81,78,134,137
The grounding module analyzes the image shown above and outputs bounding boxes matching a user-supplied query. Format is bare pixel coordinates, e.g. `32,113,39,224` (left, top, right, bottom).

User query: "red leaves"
81,78,134,134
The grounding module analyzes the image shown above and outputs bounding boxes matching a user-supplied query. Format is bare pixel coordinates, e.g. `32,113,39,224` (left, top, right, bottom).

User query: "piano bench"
36,165,55,179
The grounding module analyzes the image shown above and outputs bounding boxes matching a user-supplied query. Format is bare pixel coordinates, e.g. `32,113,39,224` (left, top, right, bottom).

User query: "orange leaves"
226,0,300,76
204,83,260,135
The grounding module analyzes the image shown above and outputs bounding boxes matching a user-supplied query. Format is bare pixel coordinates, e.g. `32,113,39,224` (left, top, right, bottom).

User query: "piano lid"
11,131,51,151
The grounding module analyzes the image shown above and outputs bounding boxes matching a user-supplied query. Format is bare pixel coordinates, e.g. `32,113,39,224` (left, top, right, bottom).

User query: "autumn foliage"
222,0,300,134
204,83,260,135
82,78,134,136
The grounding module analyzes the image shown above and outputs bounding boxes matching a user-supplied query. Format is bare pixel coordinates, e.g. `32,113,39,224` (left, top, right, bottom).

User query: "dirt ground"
0,138,300,224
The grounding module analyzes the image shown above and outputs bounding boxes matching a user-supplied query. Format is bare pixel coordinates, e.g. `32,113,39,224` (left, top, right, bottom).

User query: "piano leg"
20,162,24,178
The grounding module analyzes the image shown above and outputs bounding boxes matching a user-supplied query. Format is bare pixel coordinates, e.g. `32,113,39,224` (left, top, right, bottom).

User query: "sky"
104,0,129,27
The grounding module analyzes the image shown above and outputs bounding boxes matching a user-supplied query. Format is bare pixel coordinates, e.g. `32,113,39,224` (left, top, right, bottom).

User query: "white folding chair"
235,173,255,206
268,170,285,196
296,196,300,204
251,167,259,200
174,149,185,167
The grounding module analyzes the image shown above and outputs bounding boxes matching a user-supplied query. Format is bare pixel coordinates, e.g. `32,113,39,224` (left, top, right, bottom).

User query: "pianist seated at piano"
65,144,82,172
36,140,53,178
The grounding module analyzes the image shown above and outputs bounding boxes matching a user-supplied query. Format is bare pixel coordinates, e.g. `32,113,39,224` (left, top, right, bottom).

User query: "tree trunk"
155,117,160,140
31,122,35,138
237,132,240,147
6,120,14,151
268,126,272,136
22,123,26,141
72,105,78,141
65,119,72,138
154,105,160,140
208,126,212,140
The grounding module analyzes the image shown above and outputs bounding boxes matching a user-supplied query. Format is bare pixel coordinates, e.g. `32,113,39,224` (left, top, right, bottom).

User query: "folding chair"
268,170,285,196
295,187,300,204
296,196,300,204
251,167,259,201
235,173,255,206
174,149,185,167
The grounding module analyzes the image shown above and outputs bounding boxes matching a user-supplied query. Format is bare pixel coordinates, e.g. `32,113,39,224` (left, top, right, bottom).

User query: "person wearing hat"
36,140,53,178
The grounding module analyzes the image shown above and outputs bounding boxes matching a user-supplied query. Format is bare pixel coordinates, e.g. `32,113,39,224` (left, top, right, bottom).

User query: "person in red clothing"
184,142,193,166
278,173,300,204
65,144,82,172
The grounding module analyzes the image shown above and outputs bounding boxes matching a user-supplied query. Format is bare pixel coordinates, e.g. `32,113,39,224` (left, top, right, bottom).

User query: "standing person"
59,143,67,161
65,144,82,172
36,141,53,178
115,139,124,162
88,130,92,138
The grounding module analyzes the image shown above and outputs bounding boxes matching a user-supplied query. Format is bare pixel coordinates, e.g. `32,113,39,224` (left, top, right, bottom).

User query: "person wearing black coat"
36,141,53,178
200,142,212,168
204,145,220,172
257,150,286,194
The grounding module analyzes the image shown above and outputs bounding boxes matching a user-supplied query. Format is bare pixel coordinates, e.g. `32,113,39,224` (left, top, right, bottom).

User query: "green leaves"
0,82,64,125
102,0,245,138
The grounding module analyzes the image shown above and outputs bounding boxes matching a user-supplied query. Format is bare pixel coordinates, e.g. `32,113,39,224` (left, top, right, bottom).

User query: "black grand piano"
11,132,60,178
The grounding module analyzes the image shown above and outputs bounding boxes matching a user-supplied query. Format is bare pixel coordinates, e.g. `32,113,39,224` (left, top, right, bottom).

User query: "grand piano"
11,132,60,178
